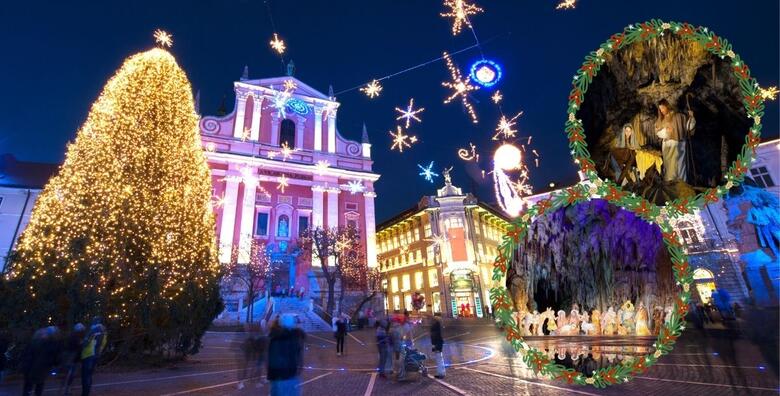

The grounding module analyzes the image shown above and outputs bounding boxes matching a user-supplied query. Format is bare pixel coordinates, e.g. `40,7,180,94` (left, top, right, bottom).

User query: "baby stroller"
397,345,428,379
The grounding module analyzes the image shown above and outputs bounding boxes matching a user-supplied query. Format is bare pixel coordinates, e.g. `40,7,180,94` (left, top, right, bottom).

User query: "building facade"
0,155,58,272
199,74,380,312
377,176,510,318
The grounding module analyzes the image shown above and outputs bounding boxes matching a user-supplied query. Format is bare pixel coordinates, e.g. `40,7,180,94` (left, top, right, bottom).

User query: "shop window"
432,292,441,313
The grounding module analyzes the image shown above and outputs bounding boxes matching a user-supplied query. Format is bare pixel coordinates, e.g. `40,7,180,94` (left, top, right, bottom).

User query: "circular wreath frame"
491,183,694,387
565,20,766,216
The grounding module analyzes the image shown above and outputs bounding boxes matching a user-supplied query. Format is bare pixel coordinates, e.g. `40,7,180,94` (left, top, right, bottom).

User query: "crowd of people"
0,318,107,396
373,311,446,380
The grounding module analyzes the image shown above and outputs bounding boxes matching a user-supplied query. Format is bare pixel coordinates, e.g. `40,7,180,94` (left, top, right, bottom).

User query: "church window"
280,119,296,148
297,215,309,236
750,166,775,188
255,212,269,236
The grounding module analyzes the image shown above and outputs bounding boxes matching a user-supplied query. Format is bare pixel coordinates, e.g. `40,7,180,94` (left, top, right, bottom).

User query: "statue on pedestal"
635,302,651,336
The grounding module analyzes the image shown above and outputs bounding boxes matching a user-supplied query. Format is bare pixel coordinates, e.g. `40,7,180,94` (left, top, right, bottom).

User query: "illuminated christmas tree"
2,42,223,357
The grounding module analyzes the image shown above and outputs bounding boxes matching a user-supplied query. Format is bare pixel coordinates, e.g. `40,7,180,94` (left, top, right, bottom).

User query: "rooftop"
0,154,58,189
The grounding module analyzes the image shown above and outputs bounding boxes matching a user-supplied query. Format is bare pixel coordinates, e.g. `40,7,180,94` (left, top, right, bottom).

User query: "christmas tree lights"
4,45,222,354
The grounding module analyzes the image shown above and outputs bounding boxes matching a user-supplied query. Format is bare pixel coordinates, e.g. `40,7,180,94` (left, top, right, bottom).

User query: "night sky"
1,0,777,222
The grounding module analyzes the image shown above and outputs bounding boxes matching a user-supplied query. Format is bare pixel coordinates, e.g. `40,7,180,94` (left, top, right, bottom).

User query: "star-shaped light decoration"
427,234,448,251
417,161,440,183
154,29,173,48
389,126,418,153
360,79,383,98
440,0,484,36
267,87,292,118
335,235,352,253
343,180,365,194
267,151,279,160
759,86,779,101
277,174,289,193
280,142,296,161
241,127,251,142
442,52,479,123
314,160,331,175
269,33,286,54
395,98,425,128
493,111,523,140
556,0,577,10
211,194,226,208
491,91,503,104
283,79,298,91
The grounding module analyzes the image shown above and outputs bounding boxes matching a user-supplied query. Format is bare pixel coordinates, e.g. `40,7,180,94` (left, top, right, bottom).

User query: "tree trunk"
325,277,336,316
350,291,377,321
245,288,256,323
338,280,346,316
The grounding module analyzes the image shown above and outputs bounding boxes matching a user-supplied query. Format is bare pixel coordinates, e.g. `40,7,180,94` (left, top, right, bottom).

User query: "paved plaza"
0,318,777,396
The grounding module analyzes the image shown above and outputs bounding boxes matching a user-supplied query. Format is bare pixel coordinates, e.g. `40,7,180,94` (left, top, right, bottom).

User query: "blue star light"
417,161,440,183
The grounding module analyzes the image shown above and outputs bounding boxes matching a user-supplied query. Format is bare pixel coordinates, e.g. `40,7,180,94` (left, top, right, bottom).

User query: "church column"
364,191,378,268
237,173,258,263
295,115,307,149
233,92,248,139
219,175,240,263
249,95,263,141
327,110,337,153
327,187,340,228
314,107,324,151
270,113,281,146
311,185,325,267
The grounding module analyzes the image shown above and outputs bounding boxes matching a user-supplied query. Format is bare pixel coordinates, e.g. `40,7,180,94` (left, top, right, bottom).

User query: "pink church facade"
199,75,379,297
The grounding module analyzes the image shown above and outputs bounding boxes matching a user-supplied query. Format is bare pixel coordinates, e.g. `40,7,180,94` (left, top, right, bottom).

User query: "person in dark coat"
430,318,445,378
375,320,391,377
335,318,347,356
60,323,86,395
0,329,10,383
267,314,305,396
21,327,61,396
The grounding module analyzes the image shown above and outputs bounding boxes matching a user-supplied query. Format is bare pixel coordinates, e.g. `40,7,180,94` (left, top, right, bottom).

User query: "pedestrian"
0,329,10,384
389,319,403,375
335,317,347,356
21,327,60,396
80,319,107,396
430,317,445,378
267,314,305,396
375,320,391,378
236,323,259,390
61,323,86,395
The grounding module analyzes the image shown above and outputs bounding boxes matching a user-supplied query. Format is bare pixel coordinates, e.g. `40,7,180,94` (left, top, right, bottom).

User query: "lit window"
750,166,775,188
426,246,434,265
404,295,412,311
428,268,438,287
432,292,441,313
393,295,400,311
391,277,399,293
424,223,432,237
402,274,411,291
415,271,424,290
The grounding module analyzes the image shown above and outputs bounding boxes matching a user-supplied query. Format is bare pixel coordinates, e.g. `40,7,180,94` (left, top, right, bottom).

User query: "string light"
269,33,286,54
395,98,425,128
6,45,221,324
556,0,577,10
389,126,418,153
442,52,479,123
360,79,383,98
417,161,440,183
440,0,484,36
491,91,503,104
277,174,289,193
457,143,480,162
154,29,173,48
493,111,523,140
759,86,778,101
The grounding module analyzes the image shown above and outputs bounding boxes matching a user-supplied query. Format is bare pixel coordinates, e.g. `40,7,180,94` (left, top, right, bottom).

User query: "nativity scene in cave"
578,34,752,205
506,199,676,373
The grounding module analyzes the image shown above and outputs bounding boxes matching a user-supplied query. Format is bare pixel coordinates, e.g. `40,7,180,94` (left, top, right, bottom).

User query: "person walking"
375,320,391,378
267,314,305,396
60,323,86,395
21,327,58,396
80,319,107,396
430,318,445,379
335,317,347,356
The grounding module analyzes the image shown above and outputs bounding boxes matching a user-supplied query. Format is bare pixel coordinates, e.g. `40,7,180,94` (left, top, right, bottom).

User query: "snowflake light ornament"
492,111,523,140
395,98,425,128
417,161,440,183
154,29,173,48
556,0,577,10
277,174,289,193
343,180,365,194
269,33,286,54
360,79,383,98
389,126,418,153
442,52,479,123
440,0,484,36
